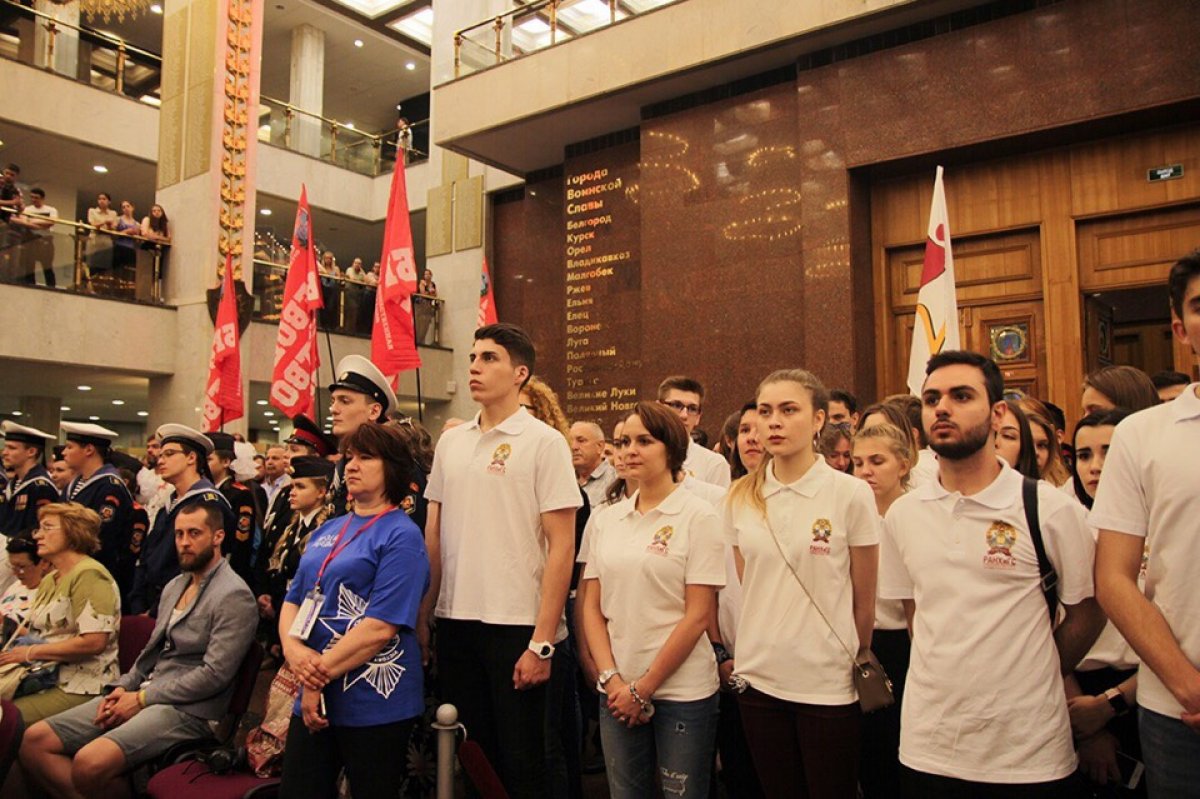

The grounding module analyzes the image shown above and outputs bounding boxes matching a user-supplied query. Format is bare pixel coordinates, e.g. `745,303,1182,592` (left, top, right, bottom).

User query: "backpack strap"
1022,476,1059,624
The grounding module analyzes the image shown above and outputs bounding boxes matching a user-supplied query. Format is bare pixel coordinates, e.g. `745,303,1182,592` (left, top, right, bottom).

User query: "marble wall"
492,0,1200,436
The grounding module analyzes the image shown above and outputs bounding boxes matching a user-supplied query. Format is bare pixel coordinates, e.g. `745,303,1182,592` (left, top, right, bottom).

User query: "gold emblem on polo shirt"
809,518,833,555
646,525,674,556
983,520,1019,569
487,444,512,475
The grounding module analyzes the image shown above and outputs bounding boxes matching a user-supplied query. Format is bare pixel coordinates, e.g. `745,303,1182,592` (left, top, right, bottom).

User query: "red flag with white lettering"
478,257,498,327
202,253,244,431
270,186,324,419
371,152,422,378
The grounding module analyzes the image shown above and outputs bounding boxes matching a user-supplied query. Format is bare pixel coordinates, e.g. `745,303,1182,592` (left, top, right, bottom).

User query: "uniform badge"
983,521,1018,569
646,525,674,556
487,444,512,475
400,495,415,514
100,505,116,523
809,518,832,555
14,496,26,511
237,512,253,542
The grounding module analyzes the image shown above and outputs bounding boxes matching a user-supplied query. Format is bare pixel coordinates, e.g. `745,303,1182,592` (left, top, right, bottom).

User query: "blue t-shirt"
285,509,429,726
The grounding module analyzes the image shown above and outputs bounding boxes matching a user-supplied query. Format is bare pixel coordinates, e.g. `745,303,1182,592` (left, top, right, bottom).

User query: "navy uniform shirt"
255,484,294,593
216,476,258,584
326,460,352,520
0,464,59,537
64,464,133,586
129,479,231,615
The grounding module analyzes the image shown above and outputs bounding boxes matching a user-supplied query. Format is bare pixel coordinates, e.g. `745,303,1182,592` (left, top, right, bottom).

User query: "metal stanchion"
432,703,463,799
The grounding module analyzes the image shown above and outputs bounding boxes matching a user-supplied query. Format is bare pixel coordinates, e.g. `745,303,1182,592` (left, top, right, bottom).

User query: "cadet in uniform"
129,424,233,614
60,422,134,595
207,432,259,583
257,415,335,573
0,421,59,538
326,355,397,518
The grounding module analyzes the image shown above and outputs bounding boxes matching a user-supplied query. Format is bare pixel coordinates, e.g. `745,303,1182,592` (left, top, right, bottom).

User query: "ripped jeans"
598,692,719,799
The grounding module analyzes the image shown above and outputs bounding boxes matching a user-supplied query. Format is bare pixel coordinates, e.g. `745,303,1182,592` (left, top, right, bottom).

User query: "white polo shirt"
583,485,726,701
724,459,880,704
909,448,938,489
684,440,731,488
1088,385,1200,718
680,476,742,649
880,461,1095,783
426,407,582,631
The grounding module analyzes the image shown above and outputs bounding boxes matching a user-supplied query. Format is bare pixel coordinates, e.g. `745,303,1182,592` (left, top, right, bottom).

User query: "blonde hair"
728,369,829,517
852,423,916,489
37,502,101,556
522,376,571,440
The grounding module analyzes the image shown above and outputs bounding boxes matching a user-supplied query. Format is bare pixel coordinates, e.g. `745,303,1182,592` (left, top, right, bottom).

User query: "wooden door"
1083,295,1115,374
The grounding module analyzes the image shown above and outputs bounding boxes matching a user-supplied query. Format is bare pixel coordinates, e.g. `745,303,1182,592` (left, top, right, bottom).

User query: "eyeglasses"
661,400,702,416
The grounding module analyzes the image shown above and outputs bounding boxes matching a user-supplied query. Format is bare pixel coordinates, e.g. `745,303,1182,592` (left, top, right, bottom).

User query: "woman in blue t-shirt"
278,423,430,798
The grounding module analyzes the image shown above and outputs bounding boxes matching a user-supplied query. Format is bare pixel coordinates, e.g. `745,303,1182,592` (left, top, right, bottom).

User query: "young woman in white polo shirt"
581,401,726,799
850,422,914,799
725,368,880,798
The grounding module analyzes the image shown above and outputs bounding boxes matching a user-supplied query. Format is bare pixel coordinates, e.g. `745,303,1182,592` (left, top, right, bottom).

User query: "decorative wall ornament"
69,0,151,23
217,0,255,279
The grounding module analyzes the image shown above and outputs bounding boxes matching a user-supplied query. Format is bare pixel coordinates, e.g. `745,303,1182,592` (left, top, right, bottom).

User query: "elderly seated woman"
0,503,120,724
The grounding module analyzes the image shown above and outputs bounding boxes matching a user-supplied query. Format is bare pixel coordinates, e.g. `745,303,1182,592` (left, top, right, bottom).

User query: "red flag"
478,257,498,327
202,253,244,431
270,186,324,419
371,152,422,379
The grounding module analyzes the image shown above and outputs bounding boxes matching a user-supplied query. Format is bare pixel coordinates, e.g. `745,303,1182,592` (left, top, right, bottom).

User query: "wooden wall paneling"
887,228,1042,310
1038,150,1085,430
1070,126,1200,218
872,182,901,399
1077,204,1200,290
969,300,1046,399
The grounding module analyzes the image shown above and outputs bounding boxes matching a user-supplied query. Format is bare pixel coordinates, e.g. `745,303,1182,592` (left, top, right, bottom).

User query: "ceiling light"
256,400,268,405
264,411,275,417
260,208,272,216
150,3,162,12
92,165,107,174
405,62,416,71
78,385,92,391
60,406,71,412
137,411,148,417
11,411,22,417
88,415,100,421
354,39,363,47
140,94,161,107
388,6,433,44
112,399,125,405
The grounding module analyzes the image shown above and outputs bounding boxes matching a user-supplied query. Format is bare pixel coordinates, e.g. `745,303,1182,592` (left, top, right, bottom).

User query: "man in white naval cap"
0,420,58,538
325,354,397,518
60,421,135,597
128,424,233,614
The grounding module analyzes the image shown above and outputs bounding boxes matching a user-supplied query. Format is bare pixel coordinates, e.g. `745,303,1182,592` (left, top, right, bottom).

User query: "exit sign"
1147,164,1183,182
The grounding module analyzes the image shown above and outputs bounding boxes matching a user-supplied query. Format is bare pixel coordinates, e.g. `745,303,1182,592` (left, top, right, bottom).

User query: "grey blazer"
114,558,257,720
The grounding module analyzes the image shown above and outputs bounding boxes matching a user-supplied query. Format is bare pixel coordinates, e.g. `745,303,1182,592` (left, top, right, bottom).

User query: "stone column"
19,396,61,443
289,24,324,158
147,0,263,436
32,0,80,78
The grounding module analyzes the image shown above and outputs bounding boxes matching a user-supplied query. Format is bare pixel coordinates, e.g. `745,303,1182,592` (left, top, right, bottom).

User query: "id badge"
289,589,324,640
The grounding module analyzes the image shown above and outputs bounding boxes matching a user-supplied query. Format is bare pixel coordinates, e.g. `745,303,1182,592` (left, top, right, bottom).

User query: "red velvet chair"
118,614,157,674
0,698,24,785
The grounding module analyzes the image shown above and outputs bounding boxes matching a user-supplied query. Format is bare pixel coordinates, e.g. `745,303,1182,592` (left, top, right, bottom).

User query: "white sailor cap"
328,354,396,418
61,421,119,448
155,424,215,456
1,421,56,446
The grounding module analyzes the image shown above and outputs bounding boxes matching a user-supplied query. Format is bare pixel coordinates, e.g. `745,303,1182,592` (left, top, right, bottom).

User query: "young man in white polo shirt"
1093,250,1200,797
880,350,1104,798
658,375,731,489
423,323,581,799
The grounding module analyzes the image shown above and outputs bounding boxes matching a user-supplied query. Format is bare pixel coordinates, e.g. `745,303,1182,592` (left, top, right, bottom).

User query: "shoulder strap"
1021,477,1059,624
761,515,862,670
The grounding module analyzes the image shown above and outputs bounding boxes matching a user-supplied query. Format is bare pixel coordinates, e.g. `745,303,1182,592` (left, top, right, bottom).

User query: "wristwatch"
712,642,733,665
528,640,555,660
596,668,620,693
1104,687,1131,717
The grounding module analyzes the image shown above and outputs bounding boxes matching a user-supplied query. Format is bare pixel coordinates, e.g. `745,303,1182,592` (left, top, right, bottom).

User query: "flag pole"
412,305,424,423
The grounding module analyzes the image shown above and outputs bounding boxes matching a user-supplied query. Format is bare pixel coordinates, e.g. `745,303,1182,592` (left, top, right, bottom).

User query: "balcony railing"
0,215,167,303
251,259,443,345
0,0,163,103
257,97,428,176
453,0,683,78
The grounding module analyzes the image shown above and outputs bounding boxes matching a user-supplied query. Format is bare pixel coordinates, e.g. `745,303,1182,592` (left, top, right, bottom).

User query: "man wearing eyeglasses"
128,424,233,615
658,376,730,488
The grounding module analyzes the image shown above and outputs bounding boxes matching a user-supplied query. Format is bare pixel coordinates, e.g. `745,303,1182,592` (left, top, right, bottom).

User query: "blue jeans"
598,692,719,799
1138,707,1200,798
